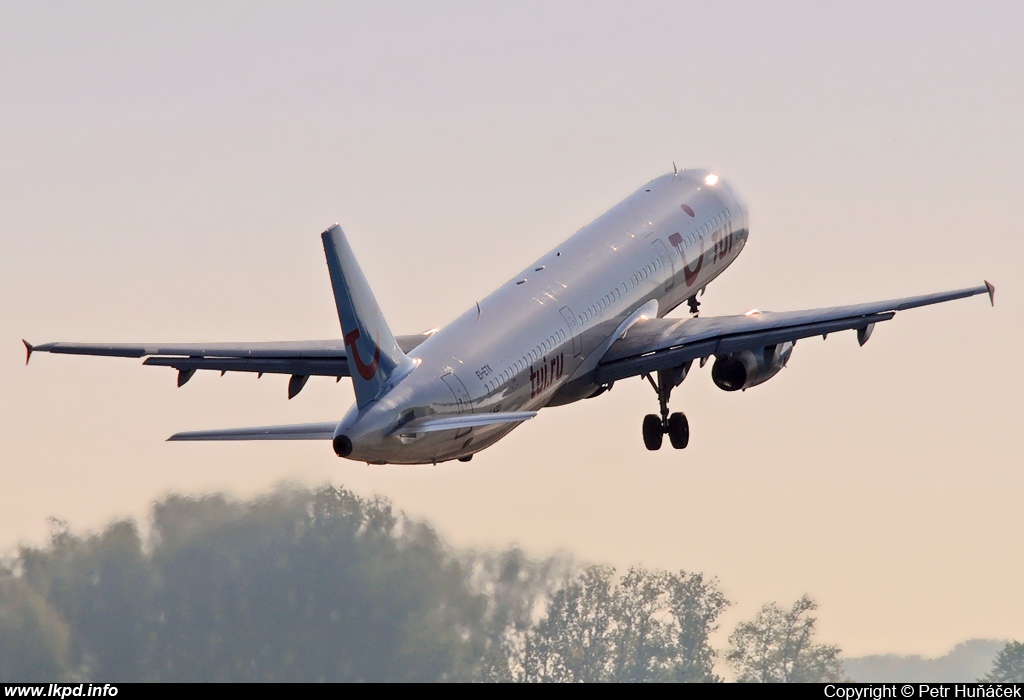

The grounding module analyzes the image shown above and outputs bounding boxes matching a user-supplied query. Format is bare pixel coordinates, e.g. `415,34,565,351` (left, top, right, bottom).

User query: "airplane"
23,168,995,464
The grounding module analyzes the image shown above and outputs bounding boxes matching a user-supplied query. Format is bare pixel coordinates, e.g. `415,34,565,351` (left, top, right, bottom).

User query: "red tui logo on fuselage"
668,231,704,287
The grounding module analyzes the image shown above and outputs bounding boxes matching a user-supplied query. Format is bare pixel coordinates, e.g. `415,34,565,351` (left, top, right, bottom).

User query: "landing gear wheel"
667,412,689,449
642,414,663,451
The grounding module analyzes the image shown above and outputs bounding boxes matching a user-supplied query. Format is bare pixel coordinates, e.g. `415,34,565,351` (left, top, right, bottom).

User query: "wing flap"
168,422,338,441
143,356,349,378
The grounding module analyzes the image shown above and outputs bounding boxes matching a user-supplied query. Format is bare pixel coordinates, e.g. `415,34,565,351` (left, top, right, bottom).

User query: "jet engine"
711,342,794,391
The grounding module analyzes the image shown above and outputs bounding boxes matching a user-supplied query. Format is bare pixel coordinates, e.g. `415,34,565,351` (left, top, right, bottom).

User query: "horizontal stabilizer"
391,411,537,436
168,422,338,442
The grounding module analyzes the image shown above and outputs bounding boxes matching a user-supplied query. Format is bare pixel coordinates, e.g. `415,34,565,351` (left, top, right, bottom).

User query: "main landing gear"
642,365,691,451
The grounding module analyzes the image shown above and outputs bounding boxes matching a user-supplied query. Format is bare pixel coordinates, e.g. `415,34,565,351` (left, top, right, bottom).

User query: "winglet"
985,280,995,306
22,339,33,365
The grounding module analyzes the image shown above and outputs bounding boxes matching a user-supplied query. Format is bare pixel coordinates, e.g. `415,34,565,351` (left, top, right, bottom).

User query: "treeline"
844,640,1008,683
1,483,989,683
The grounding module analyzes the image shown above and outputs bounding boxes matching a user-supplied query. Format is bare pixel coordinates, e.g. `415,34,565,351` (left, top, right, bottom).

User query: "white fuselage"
336,169,749,464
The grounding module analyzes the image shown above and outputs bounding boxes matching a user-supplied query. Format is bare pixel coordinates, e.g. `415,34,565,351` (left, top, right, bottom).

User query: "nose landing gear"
641,365,691,451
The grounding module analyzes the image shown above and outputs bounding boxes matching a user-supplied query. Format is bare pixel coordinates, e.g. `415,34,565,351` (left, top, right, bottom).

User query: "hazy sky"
2,1,1022,658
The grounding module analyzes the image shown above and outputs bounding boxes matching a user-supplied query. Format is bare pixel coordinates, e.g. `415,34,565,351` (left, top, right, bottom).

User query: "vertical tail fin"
321,225,410,407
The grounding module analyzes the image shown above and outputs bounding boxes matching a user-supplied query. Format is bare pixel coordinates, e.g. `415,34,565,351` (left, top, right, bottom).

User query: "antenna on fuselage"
673,161,678,177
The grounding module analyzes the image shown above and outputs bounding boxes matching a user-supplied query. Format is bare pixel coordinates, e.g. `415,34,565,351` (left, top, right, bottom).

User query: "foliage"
461,546,576,681
982,640,1024,682
0,574,73,681
726,595,845,682
845,639,1006,682
17,486,489,681
0,483,828,683
503,565,729,682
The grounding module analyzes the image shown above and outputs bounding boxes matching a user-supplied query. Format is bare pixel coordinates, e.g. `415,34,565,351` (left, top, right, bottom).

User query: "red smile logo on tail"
344,328,381,380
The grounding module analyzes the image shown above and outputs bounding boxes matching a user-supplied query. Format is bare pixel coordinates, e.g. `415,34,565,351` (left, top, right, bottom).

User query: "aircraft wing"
23,334,433,397
595,282,994,384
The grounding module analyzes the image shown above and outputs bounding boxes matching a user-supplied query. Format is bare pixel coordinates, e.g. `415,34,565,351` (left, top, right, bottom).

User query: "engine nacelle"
711,342,794,391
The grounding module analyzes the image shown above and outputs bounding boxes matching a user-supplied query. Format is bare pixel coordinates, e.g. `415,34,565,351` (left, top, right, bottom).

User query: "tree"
16,485,494,682
8,483,734,682
19,519,156,681
665,570,730,682
727,595,845,682
506,566,729,682
982,641,1024,682
461,547,575,682
145,486,489,682
516,565,617,682
0,575,73,681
